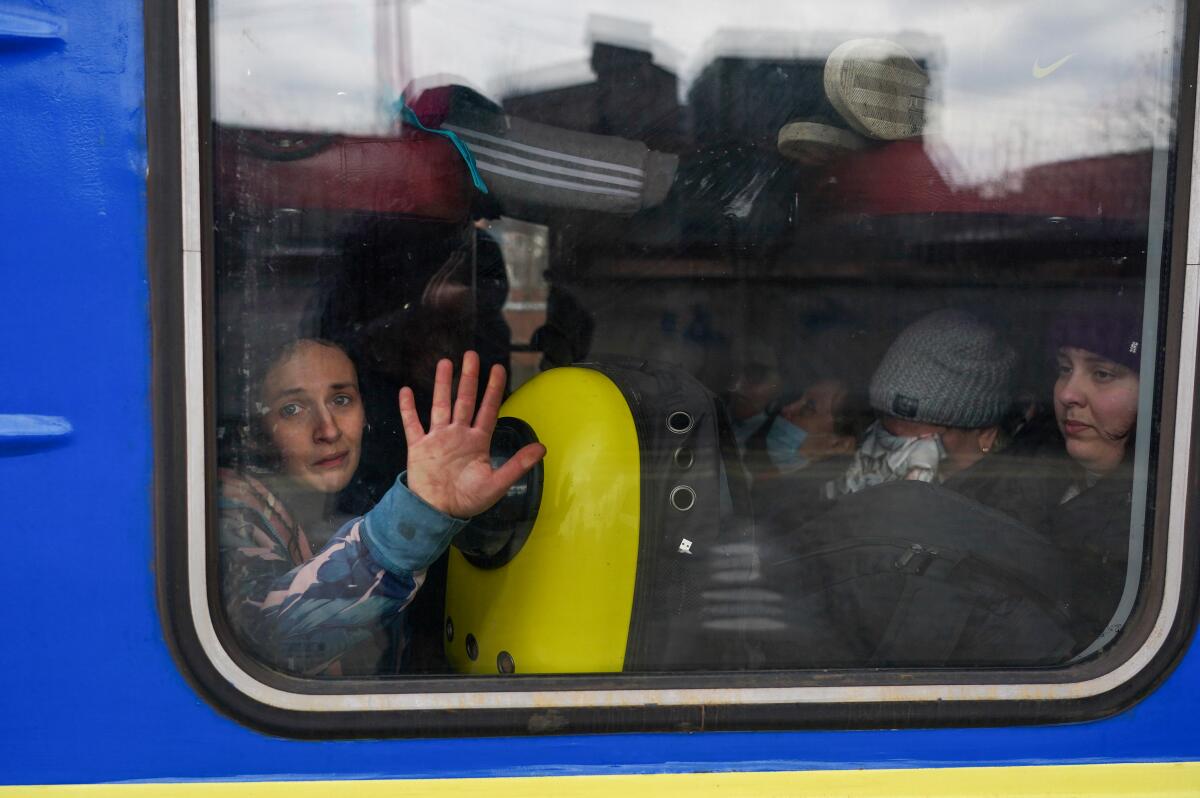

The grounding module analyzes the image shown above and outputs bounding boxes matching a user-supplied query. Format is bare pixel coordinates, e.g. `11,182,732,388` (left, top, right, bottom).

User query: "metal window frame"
149,0,1200,737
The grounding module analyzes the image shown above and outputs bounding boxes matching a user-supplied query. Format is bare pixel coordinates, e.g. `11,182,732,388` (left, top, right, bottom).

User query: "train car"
3,0,1200,793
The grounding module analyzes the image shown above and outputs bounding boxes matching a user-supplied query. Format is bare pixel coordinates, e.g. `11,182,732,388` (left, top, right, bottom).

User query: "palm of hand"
406,425,508,519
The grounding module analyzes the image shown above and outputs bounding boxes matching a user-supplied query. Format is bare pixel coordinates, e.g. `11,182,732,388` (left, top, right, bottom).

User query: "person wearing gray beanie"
830,310,1017,496
870,309,1017,429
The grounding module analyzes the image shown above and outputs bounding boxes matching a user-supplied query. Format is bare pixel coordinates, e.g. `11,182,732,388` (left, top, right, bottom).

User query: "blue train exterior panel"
0,0,1198,789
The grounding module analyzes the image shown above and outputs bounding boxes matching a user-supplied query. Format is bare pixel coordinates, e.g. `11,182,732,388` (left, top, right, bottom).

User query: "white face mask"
831,421,947,497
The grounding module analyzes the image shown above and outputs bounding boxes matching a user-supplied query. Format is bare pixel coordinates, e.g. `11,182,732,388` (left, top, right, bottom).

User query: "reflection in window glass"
210,0,1179,678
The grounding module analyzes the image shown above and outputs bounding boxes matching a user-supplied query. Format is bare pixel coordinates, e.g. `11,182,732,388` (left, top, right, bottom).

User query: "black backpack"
744,480,1078,668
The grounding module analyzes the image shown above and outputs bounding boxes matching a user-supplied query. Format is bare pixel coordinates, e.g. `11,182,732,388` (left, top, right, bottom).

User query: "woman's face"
261,341,364,494
1054,346,1139,475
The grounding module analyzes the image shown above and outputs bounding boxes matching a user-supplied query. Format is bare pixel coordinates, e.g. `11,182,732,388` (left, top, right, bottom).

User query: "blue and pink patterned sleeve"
220,475,466,675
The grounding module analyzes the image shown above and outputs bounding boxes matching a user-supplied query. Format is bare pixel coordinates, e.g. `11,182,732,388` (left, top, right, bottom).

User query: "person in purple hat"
1051,314,1141,485
1045,286,1144,653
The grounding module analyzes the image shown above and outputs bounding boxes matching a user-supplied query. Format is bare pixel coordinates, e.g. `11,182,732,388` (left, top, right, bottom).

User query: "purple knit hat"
1047,286,1144,372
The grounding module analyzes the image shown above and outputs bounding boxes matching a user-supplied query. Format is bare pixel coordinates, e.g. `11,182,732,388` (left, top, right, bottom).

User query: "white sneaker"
777,121,867,165
823,38,928,140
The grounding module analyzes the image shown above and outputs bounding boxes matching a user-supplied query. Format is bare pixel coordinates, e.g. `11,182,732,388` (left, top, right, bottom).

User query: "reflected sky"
212,0,1179,181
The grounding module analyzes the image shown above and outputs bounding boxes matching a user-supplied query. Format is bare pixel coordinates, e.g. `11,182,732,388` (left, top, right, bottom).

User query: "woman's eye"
1056,362,1072,376
1093,369,1114,382
278,402,303,418
332,393,355,408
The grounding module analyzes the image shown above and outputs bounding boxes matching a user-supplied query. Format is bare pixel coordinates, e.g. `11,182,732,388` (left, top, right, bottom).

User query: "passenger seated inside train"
828,310,1016,497
753,310,1081,668
218,340,544,677
1041,288,1143,653
754,311,1028,528
728,339,861,480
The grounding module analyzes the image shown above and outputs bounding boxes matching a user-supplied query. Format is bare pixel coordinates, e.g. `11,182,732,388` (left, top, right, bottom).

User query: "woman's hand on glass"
400,351,545,519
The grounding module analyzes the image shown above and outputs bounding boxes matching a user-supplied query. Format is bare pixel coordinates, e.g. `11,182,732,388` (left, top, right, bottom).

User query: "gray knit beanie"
869,310,1016,428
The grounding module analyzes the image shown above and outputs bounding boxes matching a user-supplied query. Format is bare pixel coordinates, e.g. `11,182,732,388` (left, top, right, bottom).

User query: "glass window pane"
209,0,1182,679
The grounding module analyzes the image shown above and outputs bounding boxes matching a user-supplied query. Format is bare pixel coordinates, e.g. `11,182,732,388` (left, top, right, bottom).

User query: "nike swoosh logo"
1033,54,1074,79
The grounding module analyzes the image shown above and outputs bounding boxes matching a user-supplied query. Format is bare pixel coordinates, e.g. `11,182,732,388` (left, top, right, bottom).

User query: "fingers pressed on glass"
429,358,454,428
452,351,481,425
397,386,425,445
492,442,547,488
474,364,507,432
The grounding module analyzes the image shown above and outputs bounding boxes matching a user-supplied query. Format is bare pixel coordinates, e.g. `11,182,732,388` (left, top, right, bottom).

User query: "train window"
164,0,1197,733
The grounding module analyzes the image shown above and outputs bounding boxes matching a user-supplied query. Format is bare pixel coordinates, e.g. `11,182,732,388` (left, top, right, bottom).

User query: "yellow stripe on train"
8,761,1200,796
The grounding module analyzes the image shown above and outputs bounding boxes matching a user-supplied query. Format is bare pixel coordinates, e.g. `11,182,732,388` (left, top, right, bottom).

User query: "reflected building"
503,41,686,151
